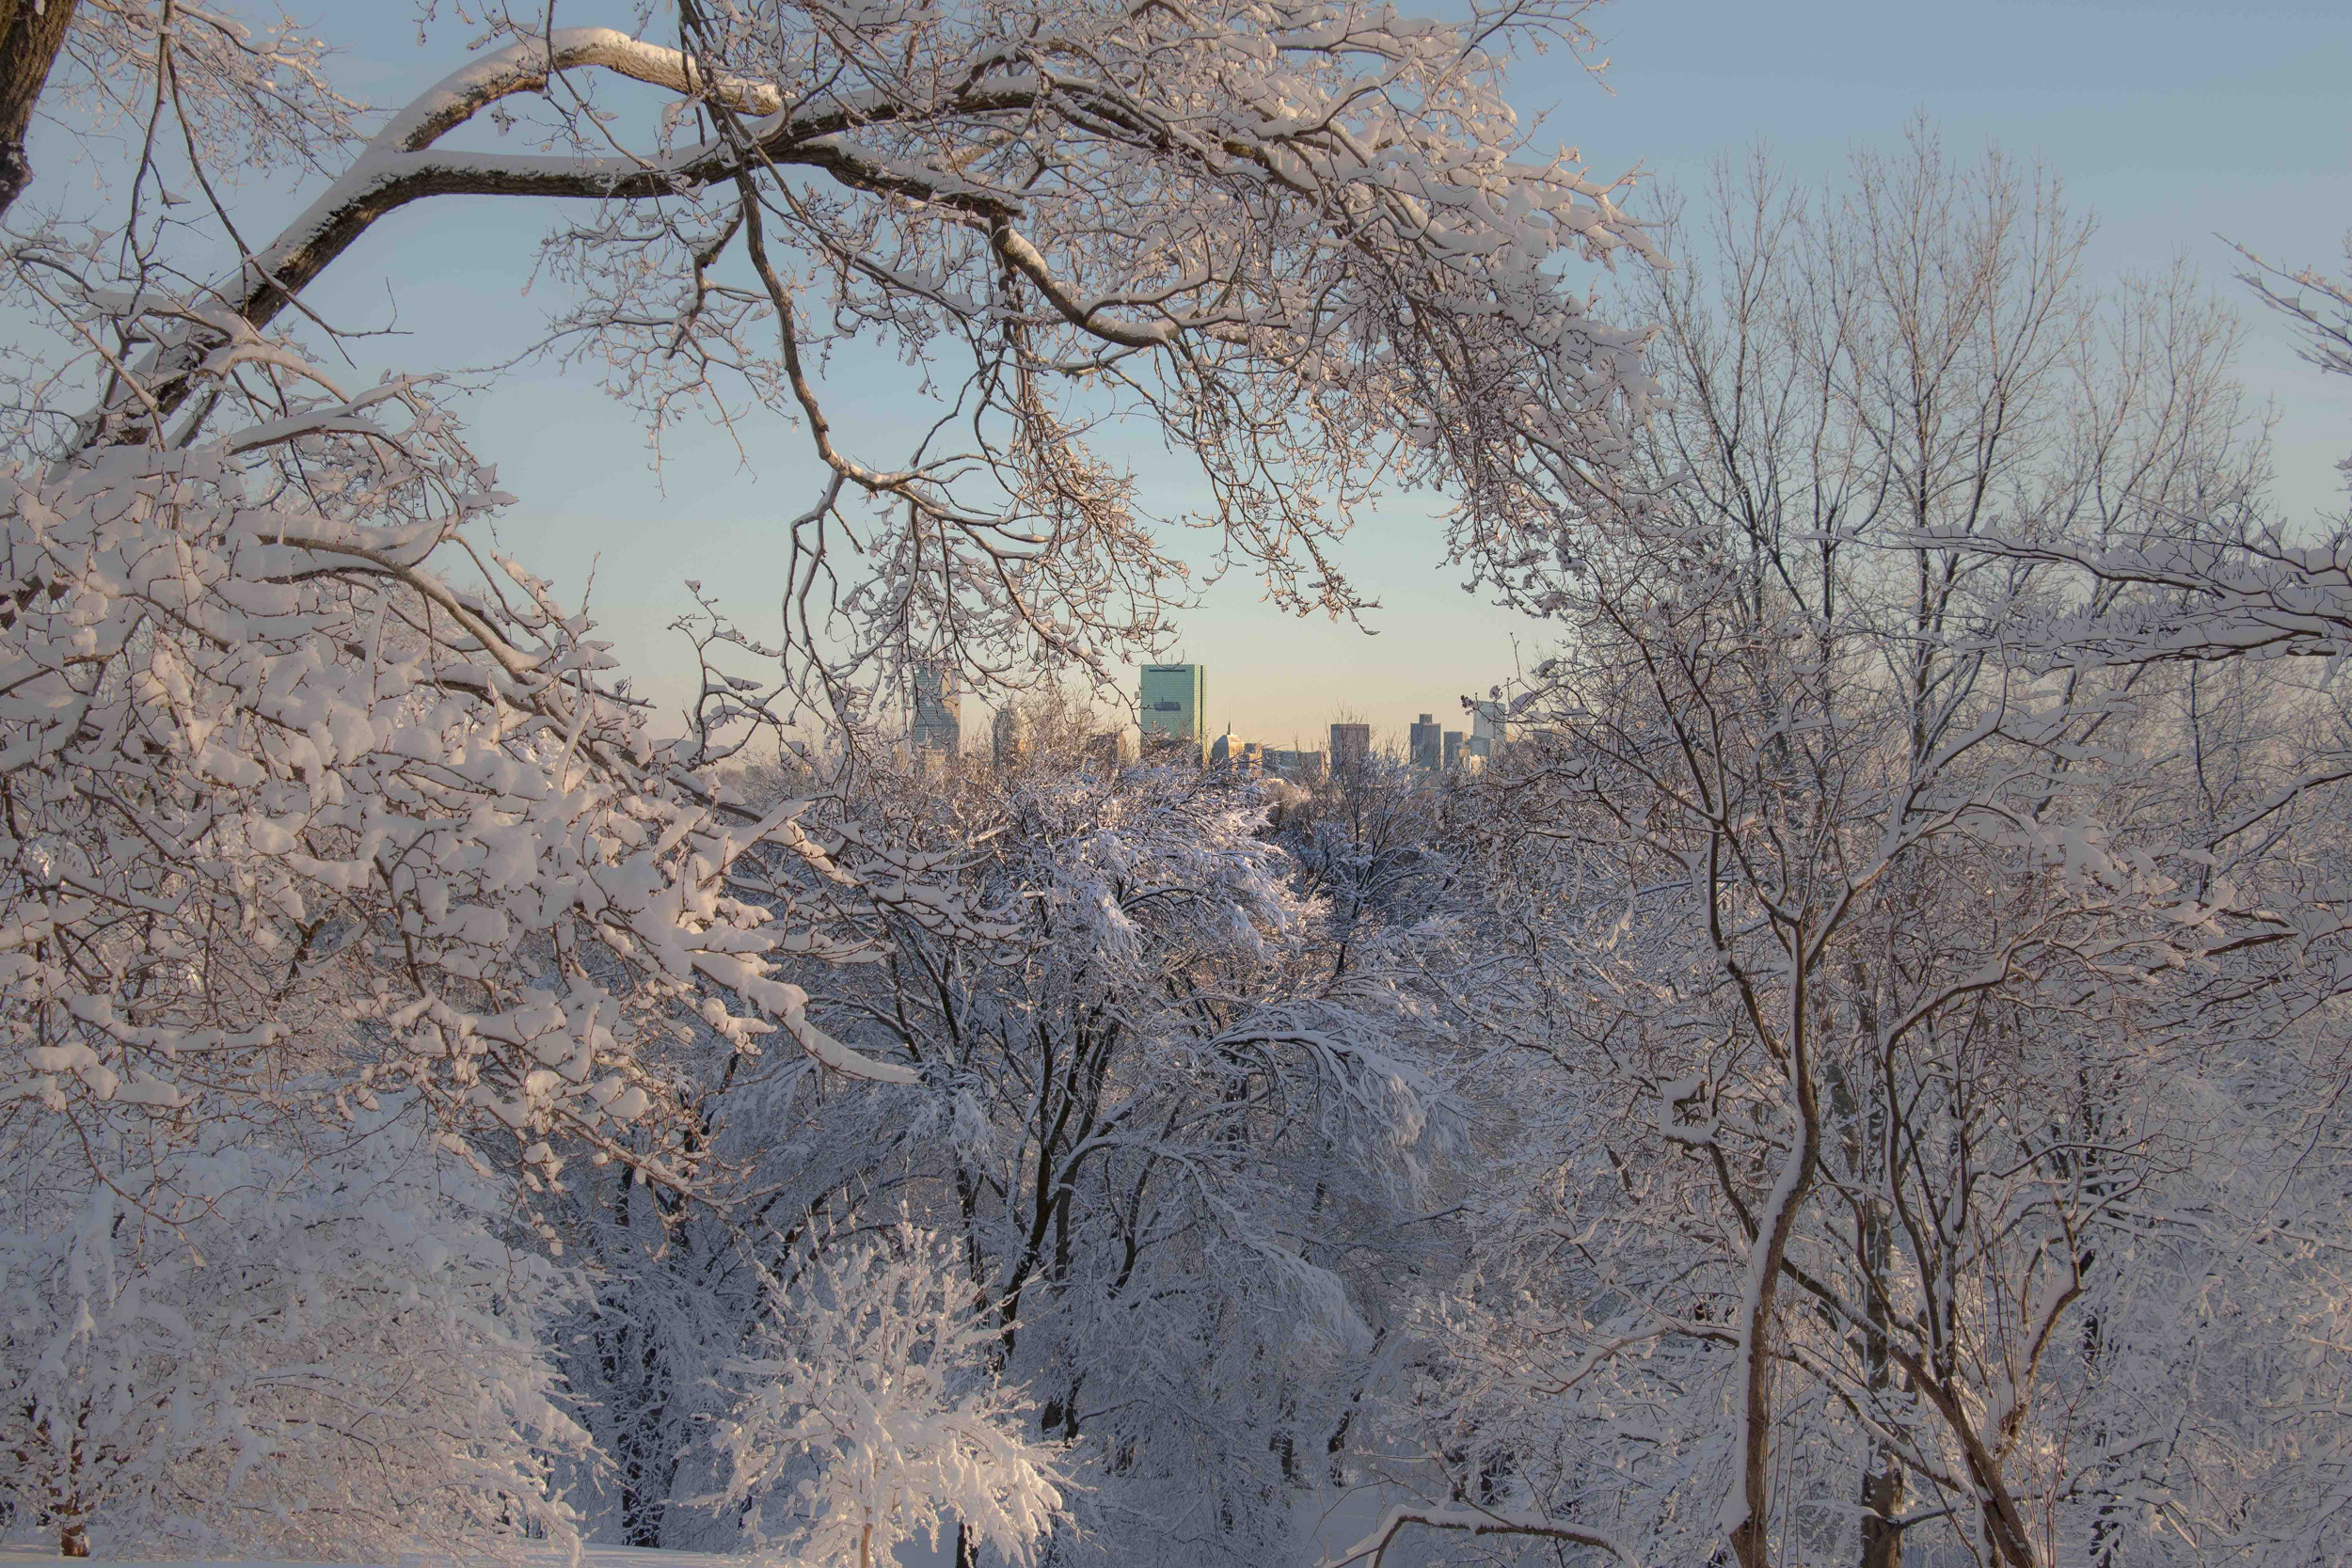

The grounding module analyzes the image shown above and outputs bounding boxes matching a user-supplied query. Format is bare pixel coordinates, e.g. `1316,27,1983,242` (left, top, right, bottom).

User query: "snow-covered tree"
830,746,1459,1563
1359,134,2344,1568
6,0,1661,701
0,288,916,1212
543,732,1466,1561
0,1107,581,1559
707,1223,1064,1568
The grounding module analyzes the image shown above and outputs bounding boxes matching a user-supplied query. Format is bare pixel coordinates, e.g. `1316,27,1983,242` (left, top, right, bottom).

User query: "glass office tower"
1139,663,1207,764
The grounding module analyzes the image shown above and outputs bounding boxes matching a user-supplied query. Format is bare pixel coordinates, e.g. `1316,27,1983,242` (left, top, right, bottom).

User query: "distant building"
1267,749,1327,783
913,664,961,754
1087,729,1136,770
992,705,1028,768
1209,731,1264,777
1328,722,1372,774
1140,663,1207,764
1470,699,1506,749
1464,735,1493,763
1443,730,1464,769
1409,714,1442,770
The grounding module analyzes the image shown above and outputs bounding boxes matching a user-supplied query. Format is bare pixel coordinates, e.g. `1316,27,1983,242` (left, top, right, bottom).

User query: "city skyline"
944,668,1499,761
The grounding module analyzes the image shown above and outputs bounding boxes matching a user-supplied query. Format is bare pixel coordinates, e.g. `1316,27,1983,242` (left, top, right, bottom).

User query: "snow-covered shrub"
707,1223,1064,1568
0,1108,581,1560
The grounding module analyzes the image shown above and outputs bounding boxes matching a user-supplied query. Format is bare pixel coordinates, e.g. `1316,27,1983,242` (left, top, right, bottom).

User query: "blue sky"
60,0,2352,750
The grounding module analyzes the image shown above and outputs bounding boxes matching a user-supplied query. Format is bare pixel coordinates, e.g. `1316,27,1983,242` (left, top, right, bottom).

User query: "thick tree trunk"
1827,1047,1903,1568
1724,1131,1815,1568
1899,1361,2042,1568
0,0,77,220
1724,949,1822,1568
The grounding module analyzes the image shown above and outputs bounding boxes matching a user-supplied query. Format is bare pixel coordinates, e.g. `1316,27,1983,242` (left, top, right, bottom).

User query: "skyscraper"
992,705,1028,768
1470,698,1506,747
1443,730,1464,769
1328,722,1371,774
912,663,961,753
1409,714,1441,770
1088,729,1137,769
1139,663,1207,764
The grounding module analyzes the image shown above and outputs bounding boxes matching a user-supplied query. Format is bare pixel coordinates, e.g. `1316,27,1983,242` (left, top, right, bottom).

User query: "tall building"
1087,729,1136,770
1470,699,1506,748
912,663,961,754
1328,722,1371,774
1139,663,1207,764
1409,713,1442,770
1443,730,1464,769
992,705,1029,768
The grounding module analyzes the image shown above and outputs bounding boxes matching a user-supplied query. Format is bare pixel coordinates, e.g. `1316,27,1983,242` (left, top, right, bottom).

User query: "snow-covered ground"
0,1550,746,1568
1,1484,1395,1568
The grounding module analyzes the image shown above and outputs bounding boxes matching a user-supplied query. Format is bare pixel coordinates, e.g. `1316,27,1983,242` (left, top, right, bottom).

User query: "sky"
43,0,2352,752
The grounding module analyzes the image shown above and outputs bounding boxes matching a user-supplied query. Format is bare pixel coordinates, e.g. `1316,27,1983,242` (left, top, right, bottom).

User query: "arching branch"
1316,1503,1633,1568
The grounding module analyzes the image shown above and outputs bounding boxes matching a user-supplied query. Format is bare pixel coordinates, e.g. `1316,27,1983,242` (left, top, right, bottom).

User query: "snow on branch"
0,287,933,1207
76,0,1663,692
706,1223,1065,1568
1316,1502,1632,1567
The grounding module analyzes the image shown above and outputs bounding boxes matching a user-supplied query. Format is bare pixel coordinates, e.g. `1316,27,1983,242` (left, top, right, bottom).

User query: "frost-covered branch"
1316,1502,1632,1567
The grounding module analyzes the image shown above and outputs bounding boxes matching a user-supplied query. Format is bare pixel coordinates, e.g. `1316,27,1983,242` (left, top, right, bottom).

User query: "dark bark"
0,0,78,220
1831,1024,1906,1568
